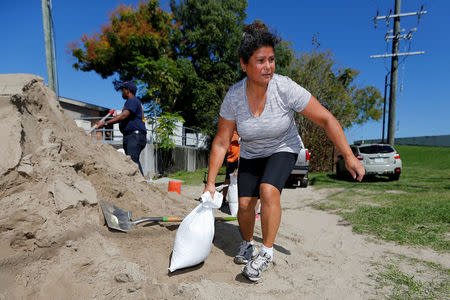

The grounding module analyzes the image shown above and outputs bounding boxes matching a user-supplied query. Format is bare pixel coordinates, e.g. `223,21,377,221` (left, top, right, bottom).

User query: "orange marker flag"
168,181,182,194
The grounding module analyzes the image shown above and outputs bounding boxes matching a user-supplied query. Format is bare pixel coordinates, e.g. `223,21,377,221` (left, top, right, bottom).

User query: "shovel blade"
99,200,134,232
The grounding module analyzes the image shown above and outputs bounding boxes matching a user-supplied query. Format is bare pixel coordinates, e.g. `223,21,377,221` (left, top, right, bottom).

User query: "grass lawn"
310,145,450,252
371,255,450,299
168,166,227,186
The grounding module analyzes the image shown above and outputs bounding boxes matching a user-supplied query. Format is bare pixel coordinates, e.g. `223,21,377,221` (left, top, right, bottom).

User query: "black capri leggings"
237,152,298,198
225,161,239,179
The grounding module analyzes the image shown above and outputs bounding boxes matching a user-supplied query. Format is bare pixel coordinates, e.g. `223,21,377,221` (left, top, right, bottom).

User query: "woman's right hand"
202,117,236,200
203,182,216,198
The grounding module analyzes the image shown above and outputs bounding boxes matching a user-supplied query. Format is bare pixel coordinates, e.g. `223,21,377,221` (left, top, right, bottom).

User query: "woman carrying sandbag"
203,21,365,282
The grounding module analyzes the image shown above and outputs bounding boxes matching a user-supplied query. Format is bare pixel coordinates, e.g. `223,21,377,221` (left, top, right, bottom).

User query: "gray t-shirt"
220,74,311,159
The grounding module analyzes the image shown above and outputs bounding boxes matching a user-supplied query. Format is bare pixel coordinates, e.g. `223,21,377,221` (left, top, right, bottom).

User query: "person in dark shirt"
96,81,147,175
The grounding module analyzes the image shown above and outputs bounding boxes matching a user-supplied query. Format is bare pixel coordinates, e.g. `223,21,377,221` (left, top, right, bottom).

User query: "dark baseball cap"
118,81,137,95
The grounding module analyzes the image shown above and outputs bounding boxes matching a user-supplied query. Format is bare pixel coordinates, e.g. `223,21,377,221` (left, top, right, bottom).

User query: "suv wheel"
300,175,308,188
389,173,400,181
336,167,342,179
284,177,294,188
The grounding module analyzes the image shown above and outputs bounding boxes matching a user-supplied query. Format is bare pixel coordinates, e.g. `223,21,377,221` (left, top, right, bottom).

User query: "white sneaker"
241,251,272,282
234,241,258,265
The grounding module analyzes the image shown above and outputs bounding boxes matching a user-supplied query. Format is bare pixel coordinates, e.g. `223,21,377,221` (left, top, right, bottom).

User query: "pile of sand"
0,75,191,298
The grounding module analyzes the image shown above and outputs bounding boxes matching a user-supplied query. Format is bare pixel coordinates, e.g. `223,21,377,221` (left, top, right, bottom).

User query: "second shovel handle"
133,216,237,225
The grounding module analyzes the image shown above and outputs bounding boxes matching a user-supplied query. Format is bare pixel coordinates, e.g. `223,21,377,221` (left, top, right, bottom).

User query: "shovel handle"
133,216,237,225
164,217,183,222
133,217,181,224
88,109,115,134
215,216,238,221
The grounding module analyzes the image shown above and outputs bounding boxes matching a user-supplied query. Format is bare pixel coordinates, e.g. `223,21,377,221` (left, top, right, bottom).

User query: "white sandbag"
256,201,261,214
168,191,223,272
228,172,239,217
229,202,238,218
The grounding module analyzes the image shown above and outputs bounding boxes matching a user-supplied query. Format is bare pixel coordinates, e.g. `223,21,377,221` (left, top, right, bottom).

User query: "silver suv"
336,143,402,180
286,146,310,188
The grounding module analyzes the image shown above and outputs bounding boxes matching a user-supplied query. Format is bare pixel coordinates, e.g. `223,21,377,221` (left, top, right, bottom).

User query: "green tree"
69,0,248,138
288,49,383,171
67,0,382,172
152,112,184,150
149,111,185,175
274,38,297,77
169,0,247,136
68,0,183,109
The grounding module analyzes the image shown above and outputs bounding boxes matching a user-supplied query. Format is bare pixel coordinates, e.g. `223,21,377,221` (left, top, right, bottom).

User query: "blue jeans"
123,131,147,175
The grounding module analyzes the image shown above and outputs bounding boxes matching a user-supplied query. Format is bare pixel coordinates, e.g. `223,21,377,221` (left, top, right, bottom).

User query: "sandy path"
106,184,446,300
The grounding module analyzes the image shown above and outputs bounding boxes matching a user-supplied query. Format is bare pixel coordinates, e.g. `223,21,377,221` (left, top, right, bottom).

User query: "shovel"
99,200,237,232
88,109,115,134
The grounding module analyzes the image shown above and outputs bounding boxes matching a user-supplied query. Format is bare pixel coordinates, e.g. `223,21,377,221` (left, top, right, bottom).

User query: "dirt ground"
0,75,448,299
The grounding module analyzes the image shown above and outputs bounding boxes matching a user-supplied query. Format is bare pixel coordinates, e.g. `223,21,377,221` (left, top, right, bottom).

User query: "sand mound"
0,75,190,298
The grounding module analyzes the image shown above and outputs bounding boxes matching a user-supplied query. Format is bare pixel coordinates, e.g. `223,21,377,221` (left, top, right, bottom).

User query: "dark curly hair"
238,20,280,63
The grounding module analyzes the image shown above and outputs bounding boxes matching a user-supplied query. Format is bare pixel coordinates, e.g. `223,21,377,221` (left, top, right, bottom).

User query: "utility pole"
42,0,58,94
382,73,389,143
387,0,401,146
370,1,426,145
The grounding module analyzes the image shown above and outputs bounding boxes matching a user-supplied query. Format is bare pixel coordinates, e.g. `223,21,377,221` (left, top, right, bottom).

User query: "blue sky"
2,0,449,143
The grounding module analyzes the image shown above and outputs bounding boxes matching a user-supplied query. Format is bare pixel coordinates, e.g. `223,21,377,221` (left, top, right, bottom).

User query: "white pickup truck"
285,146,310,188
